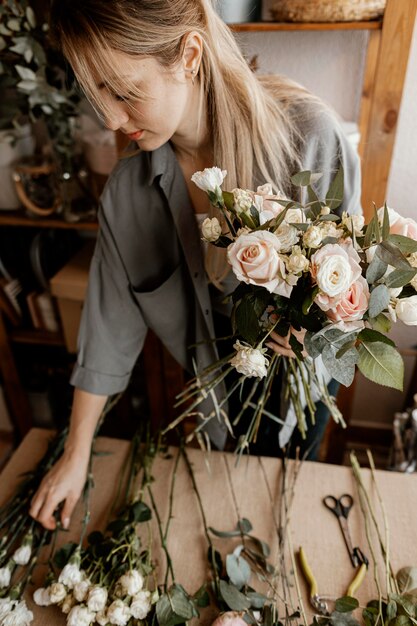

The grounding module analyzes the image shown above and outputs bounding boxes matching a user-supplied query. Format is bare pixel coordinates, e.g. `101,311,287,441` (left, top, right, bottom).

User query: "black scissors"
323,494,368,568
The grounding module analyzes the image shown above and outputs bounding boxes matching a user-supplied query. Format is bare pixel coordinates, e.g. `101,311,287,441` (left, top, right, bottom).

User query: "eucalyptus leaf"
219,580,251,611
384,268,417,289
364,217,376,248
193,586,210,608
357,342,404,391
335,597,360,613
366,252,388,284
326,165,344,210
7,18,20,32
156,594,187,626
15,65,37,81
393,616,412,626
226,552,251,589
330,611,360,626
389,235,417,254
247,591,268,609
322,344,357,387
26,6,36,28
358,328,395,347
368,313,391,333
397,567,417,594
368,284,390,318
291,170,313,187
376,241,412,271
387,600,397,621
169,586,196,620
382,203,390,240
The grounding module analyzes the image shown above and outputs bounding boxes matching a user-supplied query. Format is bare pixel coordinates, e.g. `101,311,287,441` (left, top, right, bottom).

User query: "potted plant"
0,0,86,215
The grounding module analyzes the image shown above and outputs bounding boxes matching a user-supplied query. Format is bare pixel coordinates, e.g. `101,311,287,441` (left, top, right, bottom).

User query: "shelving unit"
1,0,416,444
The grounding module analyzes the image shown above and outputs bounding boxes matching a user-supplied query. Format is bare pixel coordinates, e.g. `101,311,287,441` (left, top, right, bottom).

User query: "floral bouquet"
168,166,417,450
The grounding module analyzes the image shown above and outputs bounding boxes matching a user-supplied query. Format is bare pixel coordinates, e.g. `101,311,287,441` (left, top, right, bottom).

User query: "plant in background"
0,0,80,174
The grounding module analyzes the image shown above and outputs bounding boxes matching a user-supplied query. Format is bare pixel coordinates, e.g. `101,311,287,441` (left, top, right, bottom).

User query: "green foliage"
357,341,404,391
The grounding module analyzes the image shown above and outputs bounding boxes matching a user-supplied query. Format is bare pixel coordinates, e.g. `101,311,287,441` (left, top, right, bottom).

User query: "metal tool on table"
323,494,368,568
298,546,367,616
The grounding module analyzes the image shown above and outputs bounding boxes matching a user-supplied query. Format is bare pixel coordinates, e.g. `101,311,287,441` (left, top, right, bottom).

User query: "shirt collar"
147,141,175,186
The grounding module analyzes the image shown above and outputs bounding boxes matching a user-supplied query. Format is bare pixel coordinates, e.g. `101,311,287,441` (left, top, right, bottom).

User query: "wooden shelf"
230,20,383,32
0,210,98,231
9,328,65,347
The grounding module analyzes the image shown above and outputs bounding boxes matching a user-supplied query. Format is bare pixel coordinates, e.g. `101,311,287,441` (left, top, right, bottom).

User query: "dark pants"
212,310,339,462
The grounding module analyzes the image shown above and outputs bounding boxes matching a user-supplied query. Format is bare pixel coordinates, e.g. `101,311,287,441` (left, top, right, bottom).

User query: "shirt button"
205,309,209,315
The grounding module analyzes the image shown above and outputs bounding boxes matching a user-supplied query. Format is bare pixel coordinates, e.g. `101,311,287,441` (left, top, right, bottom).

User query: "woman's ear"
182,31,203,75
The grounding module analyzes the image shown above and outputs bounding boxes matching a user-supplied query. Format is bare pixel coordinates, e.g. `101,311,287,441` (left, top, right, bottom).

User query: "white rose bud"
0,599,17,620
74,579,91,603
58,563,84,589
49,582,67,604
87,585,108,612
230,341,268,379
12,541,32,566
107,599,131,626
61,593,76,615
284,207,305,224
67,604,95,626
2,600,33,626
191,167,226,197
130,590,152,620
273,223,299,253
33,587,52,607
342,211,365,235
201,217,222,242
232,188,253,215
287,246,309,274
118,570,144,596
0,564,12,588
408,252,417,290
395,296,417,326
321,206,331,216
303,225,323,248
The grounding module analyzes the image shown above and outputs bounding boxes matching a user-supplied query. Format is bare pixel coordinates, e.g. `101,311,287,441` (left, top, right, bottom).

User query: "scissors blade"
338,516,359,567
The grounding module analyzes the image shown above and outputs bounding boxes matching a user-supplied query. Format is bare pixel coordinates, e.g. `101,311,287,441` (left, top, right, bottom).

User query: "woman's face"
94,50,199,152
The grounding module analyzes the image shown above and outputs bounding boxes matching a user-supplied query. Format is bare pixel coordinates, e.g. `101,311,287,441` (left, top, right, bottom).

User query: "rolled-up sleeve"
70,210,148,396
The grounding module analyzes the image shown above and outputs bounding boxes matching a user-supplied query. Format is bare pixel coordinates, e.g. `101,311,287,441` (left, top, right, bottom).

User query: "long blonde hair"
50,0,325,286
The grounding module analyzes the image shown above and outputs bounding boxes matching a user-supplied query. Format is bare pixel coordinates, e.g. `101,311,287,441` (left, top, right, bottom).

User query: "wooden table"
1,428,417,625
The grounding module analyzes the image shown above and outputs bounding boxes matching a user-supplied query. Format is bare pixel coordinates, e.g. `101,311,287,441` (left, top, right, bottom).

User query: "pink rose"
254,183,286,225
227,230,296,298
310,243,362,311
326,276,370,325
378,207,417,240
211,612,247,626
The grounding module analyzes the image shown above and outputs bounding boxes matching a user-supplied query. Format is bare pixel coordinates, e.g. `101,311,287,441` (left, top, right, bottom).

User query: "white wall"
235,16,417,428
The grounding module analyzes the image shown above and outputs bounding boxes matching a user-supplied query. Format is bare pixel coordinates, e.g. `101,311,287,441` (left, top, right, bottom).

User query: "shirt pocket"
130,263,194,371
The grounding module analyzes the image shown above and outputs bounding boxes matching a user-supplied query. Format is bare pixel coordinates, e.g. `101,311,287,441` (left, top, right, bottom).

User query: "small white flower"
96,610,109,626
49,582,67,604
230,341,269,379
287,246,309,274
33,587,52,607
0,598,17,620
58,563,84,589
107,599,131,626
87,585,108,612
284,207,306,225
191,167,226,195
342,211,365,235
303,225,323,248
408,252,417,290
73,579,91,603
201,217,222,242
319,221,342,240
232,188,253,215
2,600,33,626
321,206,331,215
0,563,13,588
130,590,152,619
67,604,95,626
61,593,75,615
12,546,31,567
395,295,417,326
118,570,144,596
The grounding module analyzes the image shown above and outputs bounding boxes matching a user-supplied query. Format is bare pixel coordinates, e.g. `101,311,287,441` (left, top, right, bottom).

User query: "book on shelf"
0,278,21,327
36,292,60,333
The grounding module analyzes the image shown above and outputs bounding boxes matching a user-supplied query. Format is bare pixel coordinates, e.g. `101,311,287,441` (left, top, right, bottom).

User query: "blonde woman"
30,0,362,530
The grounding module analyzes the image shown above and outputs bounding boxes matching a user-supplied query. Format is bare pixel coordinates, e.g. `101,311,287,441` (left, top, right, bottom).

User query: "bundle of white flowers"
165,166,417,449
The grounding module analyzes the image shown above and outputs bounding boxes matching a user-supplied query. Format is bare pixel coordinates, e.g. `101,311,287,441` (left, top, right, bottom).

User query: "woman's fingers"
268,327,308,358
266,341,294,357
61,493,79,530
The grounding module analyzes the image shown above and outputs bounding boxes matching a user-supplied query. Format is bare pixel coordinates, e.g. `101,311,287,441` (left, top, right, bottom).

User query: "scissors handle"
323,493,353,518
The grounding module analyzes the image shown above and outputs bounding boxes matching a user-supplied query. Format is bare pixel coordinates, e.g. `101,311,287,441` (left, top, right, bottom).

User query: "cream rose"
232,188,253,215
395,296,417,325
87,585,108,612
130,590,152,620
287,246,309,274
326,276,370,324
201,217,222,242
119,570,144,596
377,206,417,239
33,588,52,607
12,545,31,566
2,601,33,626
107,599,131,626
191,167,226,195
230,341,268,378
74,579,91,603
58,563,84,589
273,223,299,253
408,252,417,290
311,243,362,310
49,582,67,604
254,183,287,225
227,230,295,297
303,225,323,249
342,211,365,235
67,605,95,626
284,207,306,224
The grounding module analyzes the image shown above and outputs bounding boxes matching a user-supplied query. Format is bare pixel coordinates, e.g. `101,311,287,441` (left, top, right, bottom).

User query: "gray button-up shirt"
71,105,362,448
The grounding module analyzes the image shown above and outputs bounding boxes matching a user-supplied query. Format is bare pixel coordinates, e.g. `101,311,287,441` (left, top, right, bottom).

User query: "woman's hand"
29,449,89,531
266,327,307,358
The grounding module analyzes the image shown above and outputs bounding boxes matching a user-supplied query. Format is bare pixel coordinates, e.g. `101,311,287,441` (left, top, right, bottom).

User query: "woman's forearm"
64,388,109,458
